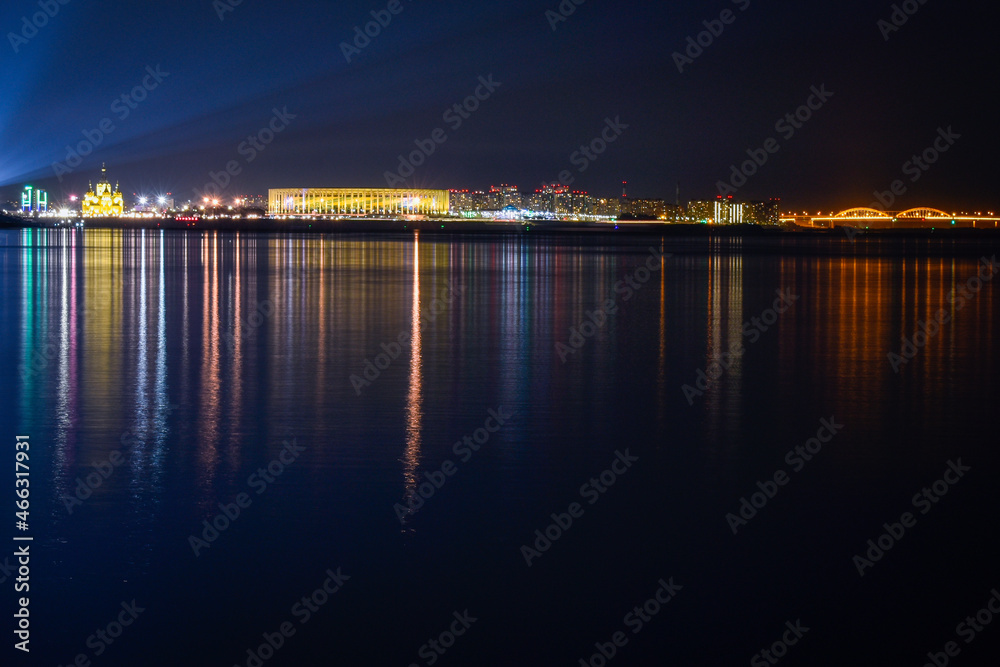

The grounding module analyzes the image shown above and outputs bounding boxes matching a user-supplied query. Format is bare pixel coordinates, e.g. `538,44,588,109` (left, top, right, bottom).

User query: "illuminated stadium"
269,188,449,216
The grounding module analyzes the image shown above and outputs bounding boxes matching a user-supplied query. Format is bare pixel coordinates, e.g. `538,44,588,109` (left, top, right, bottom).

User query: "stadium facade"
269,188,449,216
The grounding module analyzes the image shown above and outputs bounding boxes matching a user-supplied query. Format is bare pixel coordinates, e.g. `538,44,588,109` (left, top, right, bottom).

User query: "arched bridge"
807,207,1000,229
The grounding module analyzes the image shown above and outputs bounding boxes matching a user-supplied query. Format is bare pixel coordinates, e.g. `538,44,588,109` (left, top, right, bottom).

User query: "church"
82,164,124,216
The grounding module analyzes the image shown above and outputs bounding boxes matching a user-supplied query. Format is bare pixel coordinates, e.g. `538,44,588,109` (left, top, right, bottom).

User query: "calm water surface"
2,229,999,666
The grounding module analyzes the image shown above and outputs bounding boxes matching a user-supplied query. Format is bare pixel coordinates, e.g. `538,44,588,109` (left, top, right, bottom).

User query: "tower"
82,163,125,217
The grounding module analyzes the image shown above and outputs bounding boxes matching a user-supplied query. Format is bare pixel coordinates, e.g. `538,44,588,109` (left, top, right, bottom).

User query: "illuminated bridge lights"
808,207,1000,229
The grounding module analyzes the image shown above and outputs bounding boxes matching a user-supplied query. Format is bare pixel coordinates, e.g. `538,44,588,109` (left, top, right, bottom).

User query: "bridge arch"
833,208,890,218
897,207,951,218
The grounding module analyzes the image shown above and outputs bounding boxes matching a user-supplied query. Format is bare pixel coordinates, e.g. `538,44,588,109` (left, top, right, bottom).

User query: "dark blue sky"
1,0,995,210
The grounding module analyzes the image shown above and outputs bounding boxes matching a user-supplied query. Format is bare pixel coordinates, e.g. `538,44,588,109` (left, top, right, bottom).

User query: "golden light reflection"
78,230,123,471
402,231,423,512
704,247,744,437
134,232,149,451
316,236,327,419
197,233,222,489
226,233,244,465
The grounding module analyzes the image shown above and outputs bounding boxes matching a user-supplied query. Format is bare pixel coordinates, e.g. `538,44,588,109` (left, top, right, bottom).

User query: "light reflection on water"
402,231,423,518
7,230,995,504
2,228,997,665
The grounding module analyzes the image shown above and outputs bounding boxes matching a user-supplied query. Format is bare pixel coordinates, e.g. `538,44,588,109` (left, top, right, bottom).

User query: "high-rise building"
489,185,522,210
21,185,47,213
621,198,674,220
714,196,743,224
528,183,571,215
591,198,620,218
689,196,781,225
738,200,780,225
449,190,492,215
764,198,781,225
742,201,767,225
688,200,714,223
449,190,472,214
568,191,592,215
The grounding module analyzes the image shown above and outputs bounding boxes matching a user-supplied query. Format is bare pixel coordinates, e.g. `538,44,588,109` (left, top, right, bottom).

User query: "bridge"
804,207,1000,229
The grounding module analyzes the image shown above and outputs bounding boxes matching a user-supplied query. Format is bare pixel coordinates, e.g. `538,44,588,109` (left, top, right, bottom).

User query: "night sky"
1,0,996,211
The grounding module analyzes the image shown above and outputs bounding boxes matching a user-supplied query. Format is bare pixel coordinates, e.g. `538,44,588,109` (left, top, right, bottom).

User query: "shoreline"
2,214,999,233
3,214,1000,246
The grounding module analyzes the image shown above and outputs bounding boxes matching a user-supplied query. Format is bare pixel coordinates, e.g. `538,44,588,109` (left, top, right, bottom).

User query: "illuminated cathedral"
82,164,124,217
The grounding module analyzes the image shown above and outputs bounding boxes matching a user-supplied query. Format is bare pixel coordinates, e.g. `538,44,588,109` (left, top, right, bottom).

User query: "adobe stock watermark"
0,555,16,585
350,280,465,395
188,439,306,556
341,0,412,63
923,587,1000,667
556,247,672,362
878,0,930,41
578,578,682,666
394,407,513,524
7,0,71,54
725,417,844,535
55,600,145,666
213,0,243,22
407,610,478,667
870,126,960,211
751,620,810,667
553,116,628,186
232,567,350,667
546,0,587,32
841,225,865,243
195,107,297,202
58,450,130,515
672,0,751,73
949,256,998,309
888,256,997,372
12,547,30,653
519,449,638,567
682,289,799,405
384,75,502,186
61,404,181,514
51,65,171,181
717,84,832,196
18,340,58,381
851,459,970,577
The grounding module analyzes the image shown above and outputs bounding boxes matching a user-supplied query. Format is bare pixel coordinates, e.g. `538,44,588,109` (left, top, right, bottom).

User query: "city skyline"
6,2,1000,665
1,1,997,212
11,178,1000,233
9,170,996,226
